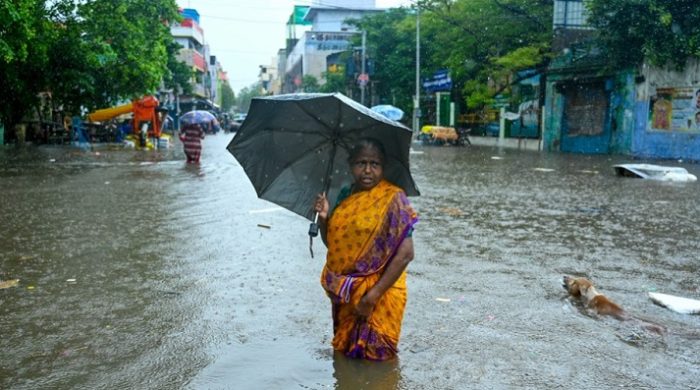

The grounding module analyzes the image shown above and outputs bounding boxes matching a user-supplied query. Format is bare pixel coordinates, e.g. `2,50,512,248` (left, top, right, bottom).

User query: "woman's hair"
348,137,386,164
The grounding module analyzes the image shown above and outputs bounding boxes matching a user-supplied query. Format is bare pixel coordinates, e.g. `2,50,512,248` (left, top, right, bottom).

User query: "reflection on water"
333,352,401,390
1,138,699,389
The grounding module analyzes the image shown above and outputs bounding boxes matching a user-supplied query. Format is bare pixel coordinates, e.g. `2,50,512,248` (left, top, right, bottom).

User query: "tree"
220,80,235,113
235,82,264,113
320,71,348,93
586,0,700,69
0,0,57,133
349,8,417,113
74,0,181,110
163,40,193,96
0,0,183,136
418,0,552,108
301,75,320,92
0,0,36,63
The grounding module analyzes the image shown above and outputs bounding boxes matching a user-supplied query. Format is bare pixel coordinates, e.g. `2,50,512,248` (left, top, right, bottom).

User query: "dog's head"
563,275,594,298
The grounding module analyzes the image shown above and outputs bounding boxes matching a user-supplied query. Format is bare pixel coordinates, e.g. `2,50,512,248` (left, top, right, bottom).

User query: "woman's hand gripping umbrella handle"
309,192,329,257
309,142,335,256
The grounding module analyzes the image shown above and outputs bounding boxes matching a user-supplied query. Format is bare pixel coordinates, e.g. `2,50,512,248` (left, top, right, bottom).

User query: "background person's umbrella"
371,104,404,121
227,93,419,241
180,110,217,126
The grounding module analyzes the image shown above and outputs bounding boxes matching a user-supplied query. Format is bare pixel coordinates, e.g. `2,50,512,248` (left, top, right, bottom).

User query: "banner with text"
423,69,452,93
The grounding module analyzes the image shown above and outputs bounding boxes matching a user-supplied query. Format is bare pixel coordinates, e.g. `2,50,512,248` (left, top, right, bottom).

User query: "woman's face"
350,147,384,191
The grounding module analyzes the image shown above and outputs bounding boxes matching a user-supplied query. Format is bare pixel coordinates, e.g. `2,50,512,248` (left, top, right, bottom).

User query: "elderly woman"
313,138,418,361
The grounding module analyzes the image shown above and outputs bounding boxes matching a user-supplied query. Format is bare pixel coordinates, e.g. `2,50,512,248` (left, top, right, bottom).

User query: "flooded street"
1,134,699,389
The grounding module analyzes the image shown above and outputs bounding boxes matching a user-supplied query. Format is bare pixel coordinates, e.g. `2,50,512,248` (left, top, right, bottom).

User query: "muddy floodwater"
1,134,699,389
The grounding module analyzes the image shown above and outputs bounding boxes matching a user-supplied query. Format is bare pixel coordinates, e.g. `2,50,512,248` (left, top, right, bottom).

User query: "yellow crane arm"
87,102,134,122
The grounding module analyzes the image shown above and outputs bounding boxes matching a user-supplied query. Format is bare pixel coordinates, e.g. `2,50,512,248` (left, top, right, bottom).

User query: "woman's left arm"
354,236,414,319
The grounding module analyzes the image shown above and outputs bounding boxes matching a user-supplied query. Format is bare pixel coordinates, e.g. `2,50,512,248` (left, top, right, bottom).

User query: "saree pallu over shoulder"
320,180,418,360
321,180,417,302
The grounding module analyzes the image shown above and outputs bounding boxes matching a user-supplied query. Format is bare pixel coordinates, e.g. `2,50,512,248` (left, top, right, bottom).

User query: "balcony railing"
177,48,207,72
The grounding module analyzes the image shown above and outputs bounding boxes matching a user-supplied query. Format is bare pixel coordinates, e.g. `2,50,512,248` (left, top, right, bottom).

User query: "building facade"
170,8,218,114
542,0,700,161
281,1,381,93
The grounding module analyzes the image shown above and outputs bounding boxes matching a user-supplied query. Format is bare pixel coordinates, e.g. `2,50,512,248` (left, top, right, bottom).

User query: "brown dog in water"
563,275,665,334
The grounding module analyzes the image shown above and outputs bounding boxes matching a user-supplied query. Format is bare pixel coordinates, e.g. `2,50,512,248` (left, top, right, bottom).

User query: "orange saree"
321,180,418,360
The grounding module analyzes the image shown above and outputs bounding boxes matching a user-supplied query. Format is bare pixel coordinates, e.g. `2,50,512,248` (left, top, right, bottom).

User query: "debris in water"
439,207,463,216
257,224,271,229
0,279,20,289
649,292,700,314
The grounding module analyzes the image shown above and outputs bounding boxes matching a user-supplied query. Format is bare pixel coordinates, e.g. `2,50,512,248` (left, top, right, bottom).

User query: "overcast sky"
176,0,414,93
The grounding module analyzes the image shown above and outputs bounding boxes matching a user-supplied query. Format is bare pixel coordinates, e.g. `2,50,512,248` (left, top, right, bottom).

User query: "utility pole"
413,5,420,133
361,30,367,106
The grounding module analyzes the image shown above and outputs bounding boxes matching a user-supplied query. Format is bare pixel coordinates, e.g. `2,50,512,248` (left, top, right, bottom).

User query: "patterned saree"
321,179,418,360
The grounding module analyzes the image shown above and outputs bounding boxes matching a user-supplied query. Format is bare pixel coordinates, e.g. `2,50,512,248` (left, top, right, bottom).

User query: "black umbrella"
227,93,419,241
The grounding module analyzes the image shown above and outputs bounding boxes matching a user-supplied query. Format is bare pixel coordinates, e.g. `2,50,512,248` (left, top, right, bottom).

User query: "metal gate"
560,81,611,153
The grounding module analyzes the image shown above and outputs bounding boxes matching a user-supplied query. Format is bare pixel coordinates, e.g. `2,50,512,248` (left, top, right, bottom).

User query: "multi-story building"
170,8,215,113
281,0,381,93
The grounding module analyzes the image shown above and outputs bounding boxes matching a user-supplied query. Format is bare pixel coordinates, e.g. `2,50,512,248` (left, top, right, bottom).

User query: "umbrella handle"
308,212,319,237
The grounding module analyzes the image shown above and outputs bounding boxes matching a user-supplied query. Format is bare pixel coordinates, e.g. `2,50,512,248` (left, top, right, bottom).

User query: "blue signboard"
423,69,452,93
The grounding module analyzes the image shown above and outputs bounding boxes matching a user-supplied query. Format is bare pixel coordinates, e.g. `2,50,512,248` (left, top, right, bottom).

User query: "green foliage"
419,0,552,108
0,0,36,62
0,0,183,130
0,0,56,126
220,80,235,113
163,39,193,96
76,0,180,110
350,8,417,113
352,1,552,111
463,80,494,108
586,0,700,68
301,75,320,92
235,83,264,113
320,72,347,93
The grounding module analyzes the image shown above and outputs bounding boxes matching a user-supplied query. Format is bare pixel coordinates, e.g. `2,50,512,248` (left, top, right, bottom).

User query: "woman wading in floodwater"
313,138,418,361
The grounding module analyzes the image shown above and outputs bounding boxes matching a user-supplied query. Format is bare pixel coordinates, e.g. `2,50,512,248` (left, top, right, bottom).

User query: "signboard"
649,87,700,132
357,73,369,87
422,69,452,93
288,5,312,26
493,94,510,108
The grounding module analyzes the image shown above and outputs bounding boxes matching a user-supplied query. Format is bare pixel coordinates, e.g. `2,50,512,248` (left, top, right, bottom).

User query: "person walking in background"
179,123,205,163
313,138,418,361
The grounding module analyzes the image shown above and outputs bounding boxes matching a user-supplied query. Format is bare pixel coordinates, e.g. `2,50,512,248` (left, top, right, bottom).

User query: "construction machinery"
87,95,169,147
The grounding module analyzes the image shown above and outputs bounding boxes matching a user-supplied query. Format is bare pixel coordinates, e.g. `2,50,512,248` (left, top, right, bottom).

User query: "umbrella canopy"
371,105,404,121
227,92,420,221
180,110,217,126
